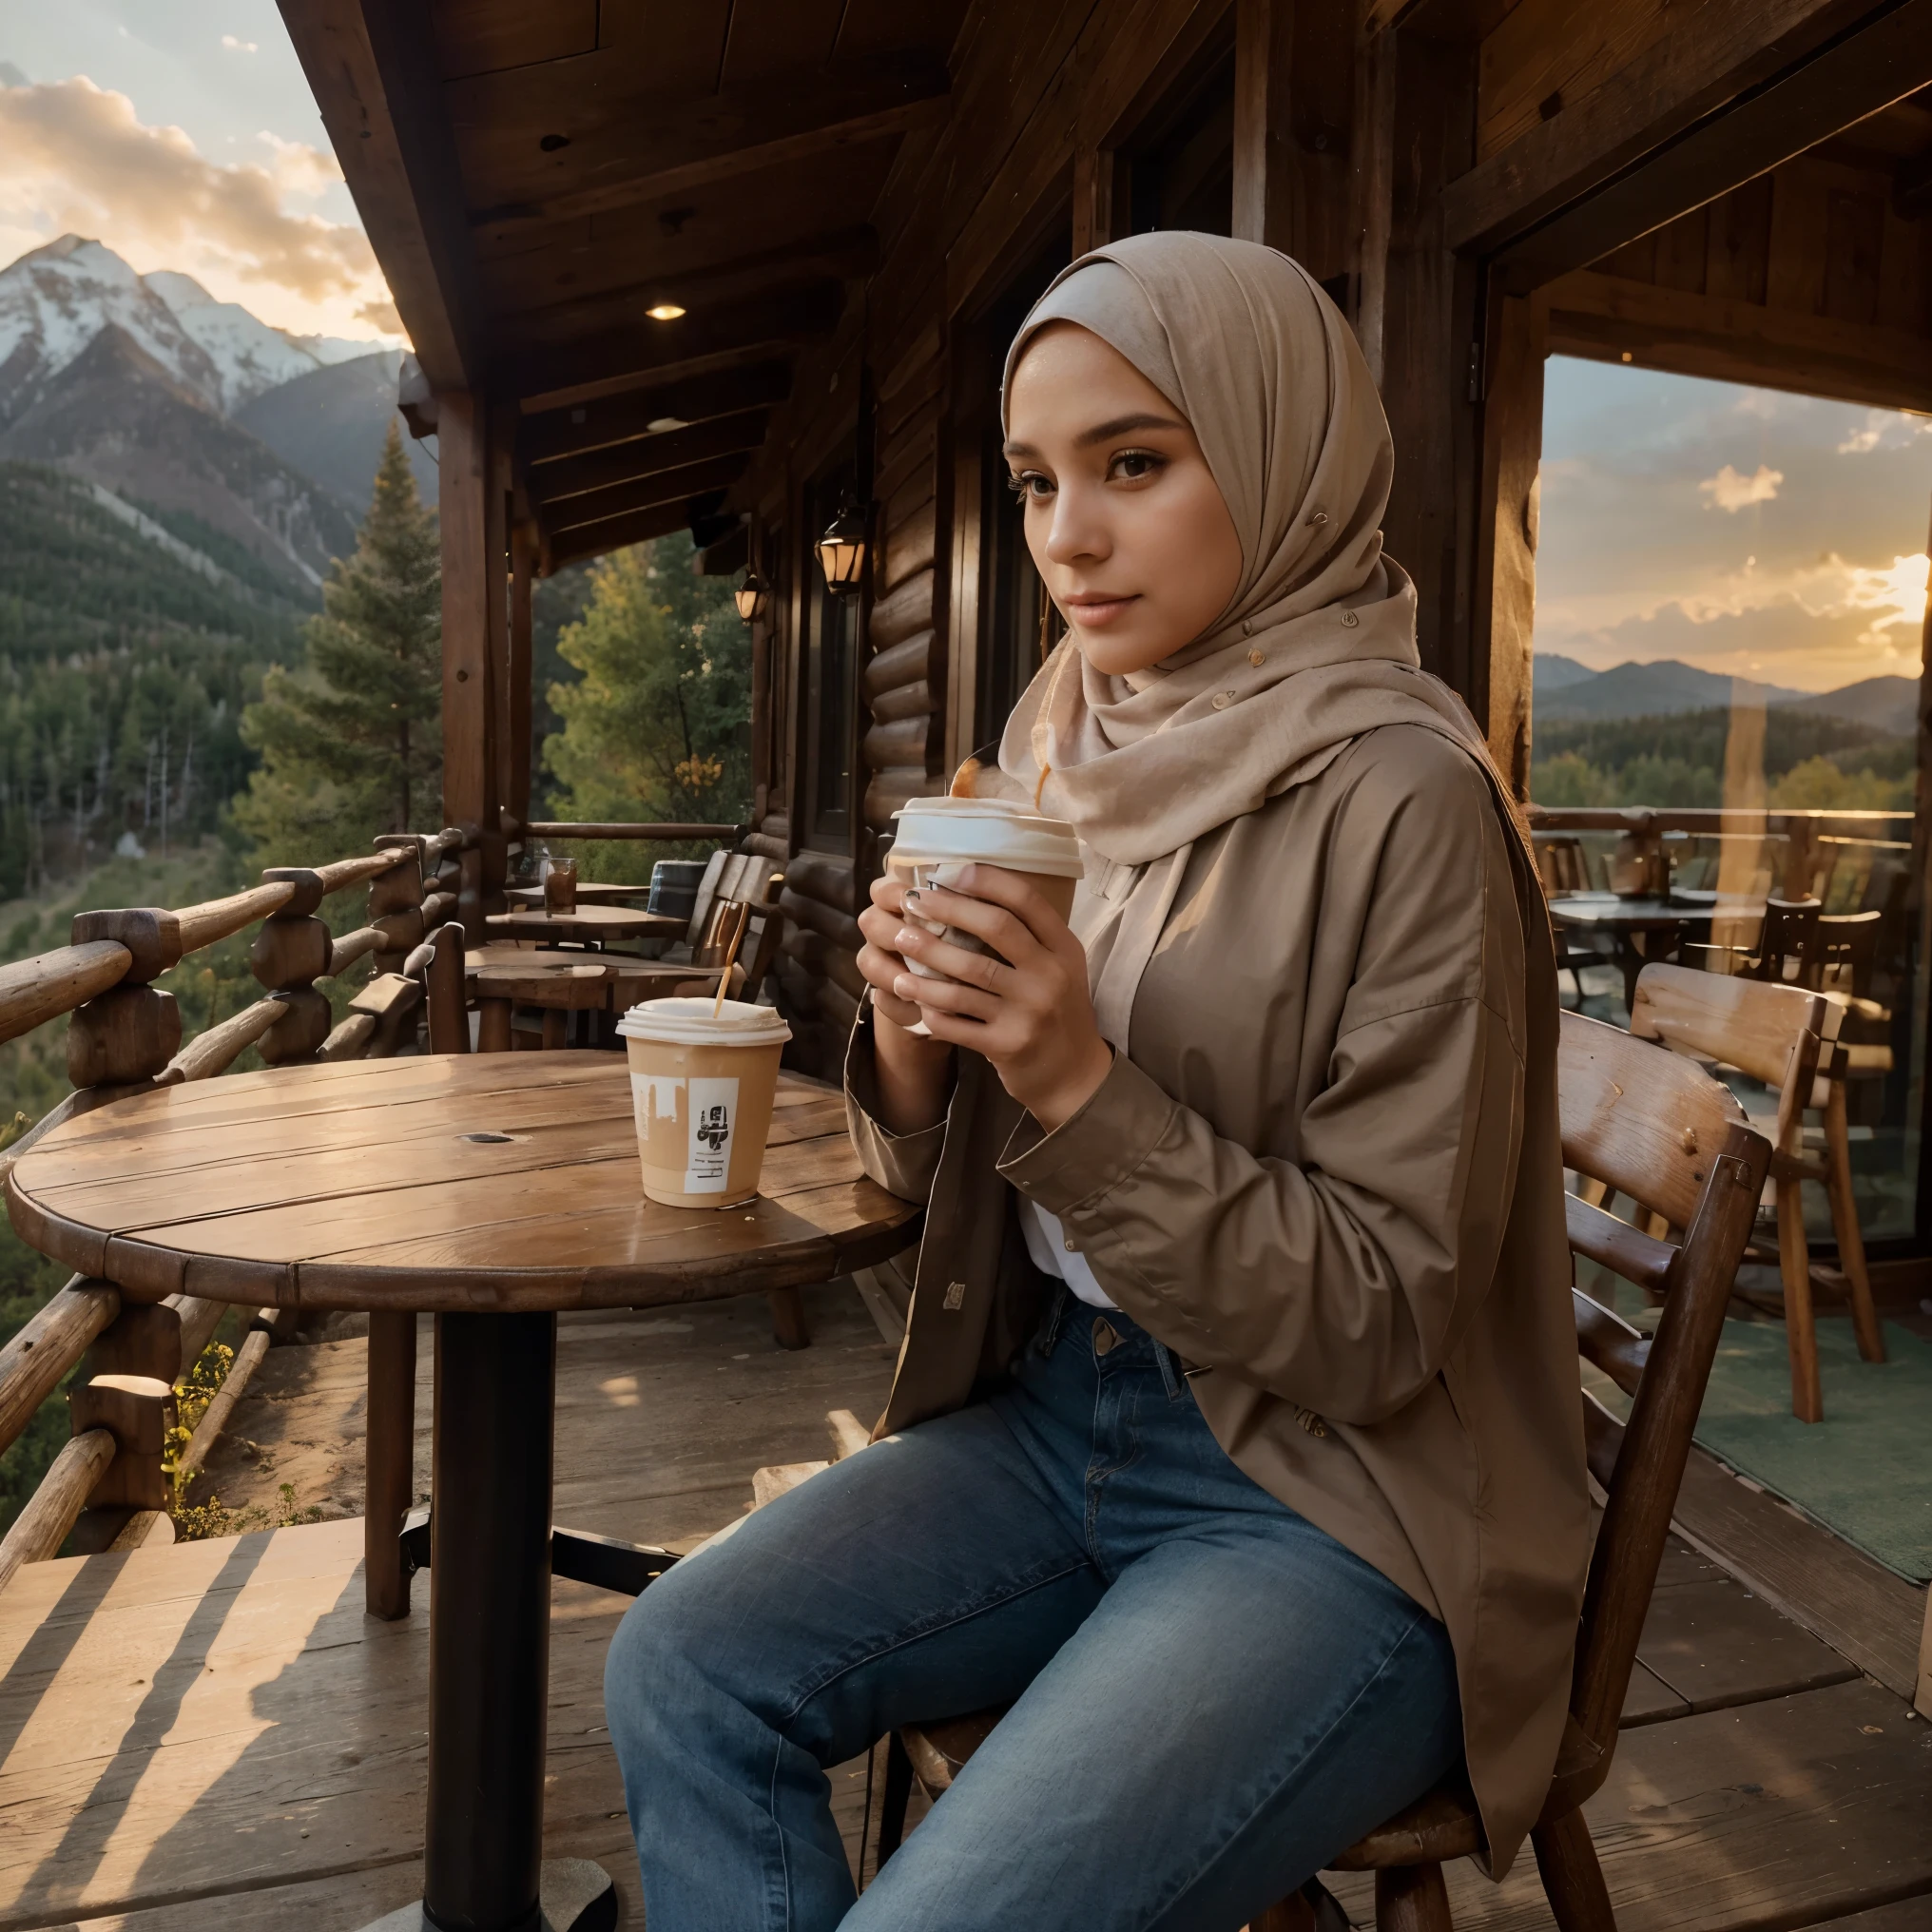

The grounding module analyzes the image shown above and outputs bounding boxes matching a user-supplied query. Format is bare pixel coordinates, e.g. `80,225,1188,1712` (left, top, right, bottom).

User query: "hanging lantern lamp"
734,571,772,624
816,499,868,595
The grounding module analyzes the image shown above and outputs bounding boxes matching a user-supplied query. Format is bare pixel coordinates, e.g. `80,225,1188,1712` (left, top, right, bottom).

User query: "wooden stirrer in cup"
710,901,753,1017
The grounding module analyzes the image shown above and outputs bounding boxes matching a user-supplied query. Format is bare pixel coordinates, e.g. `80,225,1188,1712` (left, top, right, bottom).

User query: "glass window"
1532,355,1931,1246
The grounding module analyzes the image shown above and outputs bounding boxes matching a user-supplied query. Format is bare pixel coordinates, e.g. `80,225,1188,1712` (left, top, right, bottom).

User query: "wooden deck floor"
1,1284,1927,1930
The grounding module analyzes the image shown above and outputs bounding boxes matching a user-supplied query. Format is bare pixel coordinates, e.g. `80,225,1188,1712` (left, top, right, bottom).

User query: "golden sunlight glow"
645,303,686,321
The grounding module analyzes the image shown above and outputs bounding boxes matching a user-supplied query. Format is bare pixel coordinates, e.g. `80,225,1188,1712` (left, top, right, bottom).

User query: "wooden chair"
1629,963,1884,1422
1681,895,1821,984
878,1014,1772,1929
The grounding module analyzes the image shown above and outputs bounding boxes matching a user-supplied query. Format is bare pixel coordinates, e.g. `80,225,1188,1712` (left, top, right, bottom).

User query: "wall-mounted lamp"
734,571,772,624
646,303,686,321
816,501,867,595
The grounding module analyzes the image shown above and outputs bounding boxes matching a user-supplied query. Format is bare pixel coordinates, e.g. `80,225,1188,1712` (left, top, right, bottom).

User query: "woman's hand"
888,864,1111,1131
857,874,956,1134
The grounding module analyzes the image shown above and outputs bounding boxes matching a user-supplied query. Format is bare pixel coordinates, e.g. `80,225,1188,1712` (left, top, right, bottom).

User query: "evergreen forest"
0,438,744,1534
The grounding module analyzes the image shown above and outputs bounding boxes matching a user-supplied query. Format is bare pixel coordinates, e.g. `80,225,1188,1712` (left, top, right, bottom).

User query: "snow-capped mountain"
0,236,390,425
0,236,225,423
141,270,332,412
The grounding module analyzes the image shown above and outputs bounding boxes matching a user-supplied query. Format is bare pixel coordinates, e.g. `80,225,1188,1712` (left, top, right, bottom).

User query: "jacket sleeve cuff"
995,1050,1177,1216
843,996,949,1204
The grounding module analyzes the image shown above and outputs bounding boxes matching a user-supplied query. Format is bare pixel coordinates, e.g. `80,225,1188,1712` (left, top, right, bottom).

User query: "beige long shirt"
844,723,1589,1879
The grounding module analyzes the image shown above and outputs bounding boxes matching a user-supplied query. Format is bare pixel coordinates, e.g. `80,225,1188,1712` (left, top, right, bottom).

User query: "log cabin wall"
706,0,1932,1069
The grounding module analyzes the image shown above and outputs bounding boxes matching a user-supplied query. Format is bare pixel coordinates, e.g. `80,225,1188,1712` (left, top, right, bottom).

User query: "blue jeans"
604,1296,1461,1931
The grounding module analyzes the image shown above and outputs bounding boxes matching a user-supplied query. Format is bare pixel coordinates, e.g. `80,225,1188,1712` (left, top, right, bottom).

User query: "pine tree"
540,539,748,879
233,423,441,866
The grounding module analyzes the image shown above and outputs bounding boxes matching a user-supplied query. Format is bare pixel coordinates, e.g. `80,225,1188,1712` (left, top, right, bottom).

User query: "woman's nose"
1043,485,1110,567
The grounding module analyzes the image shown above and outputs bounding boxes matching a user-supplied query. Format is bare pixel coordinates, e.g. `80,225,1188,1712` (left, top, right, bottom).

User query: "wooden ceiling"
281,0,968,568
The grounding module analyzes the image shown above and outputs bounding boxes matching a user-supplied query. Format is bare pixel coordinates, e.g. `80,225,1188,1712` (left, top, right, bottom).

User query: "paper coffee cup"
886,797,1084,1035
616,997,792,1208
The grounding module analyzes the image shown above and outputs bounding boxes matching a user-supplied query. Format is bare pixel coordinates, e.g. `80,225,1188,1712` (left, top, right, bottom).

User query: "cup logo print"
684,1076,740,1192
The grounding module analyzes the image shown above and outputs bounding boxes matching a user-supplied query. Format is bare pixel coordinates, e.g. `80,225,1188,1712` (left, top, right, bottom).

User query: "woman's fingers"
892,966,1000,1026
902,883,1041,970
894,919,1011,993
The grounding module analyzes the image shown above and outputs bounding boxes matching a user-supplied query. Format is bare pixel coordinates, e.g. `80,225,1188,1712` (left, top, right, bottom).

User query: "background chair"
878,1014,1772,1930
1628,963,1884,1421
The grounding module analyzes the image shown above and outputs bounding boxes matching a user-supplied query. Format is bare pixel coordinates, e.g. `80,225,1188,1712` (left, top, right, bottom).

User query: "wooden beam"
1072,145,1121,255
1475,286,1547,802
1370,30,1483,706
530,411,772,507
506,521,536,835
522,362,791,466
1545,267,1932,413
499,229,879,360
438,392,498,940
1232,0,1356,285
546,502,694,573
502,280,845,412
279,0,485,391
543,455,751,539
1446,0,1928,273
458,52,950,231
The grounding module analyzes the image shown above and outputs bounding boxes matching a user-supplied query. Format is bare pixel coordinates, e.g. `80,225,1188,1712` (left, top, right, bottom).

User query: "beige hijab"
994,233,1529,1045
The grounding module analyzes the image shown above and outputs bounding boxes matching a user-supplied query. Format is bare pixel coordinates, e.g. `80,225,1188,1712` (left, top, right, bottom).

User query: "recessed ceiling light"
646,416,688,434
646,303,686,321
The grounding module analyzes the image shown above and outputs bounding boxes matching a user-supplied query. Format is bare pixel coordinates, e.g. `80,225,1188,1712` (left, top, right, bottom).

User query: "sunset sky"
1537,356,1932,694
1,0,399,341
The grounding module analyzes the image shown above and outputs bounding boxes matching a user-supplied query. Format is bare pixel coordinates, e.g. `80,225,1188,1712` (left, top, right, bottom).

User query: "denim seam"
774,1558,1095,1729
1139,1609,1444,1930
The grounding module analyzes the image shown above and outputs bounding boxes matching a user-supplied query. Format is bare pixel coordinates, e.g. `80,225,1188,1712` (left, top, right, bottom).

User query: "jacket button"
1248,648,1265,667
1340,610,1360,628
1211,691,1232,710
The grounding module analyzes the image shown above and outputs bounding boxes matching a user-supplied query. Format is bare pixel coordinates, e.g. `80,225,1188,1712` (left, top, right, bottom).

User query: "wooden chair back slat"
1557,1011,1747,1228
1565,1195,1673,1297
1569,1112,1768,1748
1571,1287,1649,1397
685,849,731,950
1629,962,1822,1092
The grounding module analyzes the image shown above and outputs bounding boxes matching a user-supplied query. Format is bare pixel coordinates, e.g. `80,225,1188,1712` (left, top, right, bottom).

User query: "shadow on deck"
0,1283,1926,1930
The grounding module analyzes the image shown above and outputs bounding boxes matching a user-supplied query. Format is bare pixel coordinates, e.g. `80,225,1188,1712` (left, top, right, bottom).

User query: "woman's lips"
1064,594,1138,628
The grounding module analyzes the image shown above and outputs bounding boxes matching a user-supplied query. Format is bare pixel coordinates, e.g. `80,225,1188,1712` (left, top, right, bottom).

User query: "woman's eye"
1110,449,1166,482
1008,471,1053,501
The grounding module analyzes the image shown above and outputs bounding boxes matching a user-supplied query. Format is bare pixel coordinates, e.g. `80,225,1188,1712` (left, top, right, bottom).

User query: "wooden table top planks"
4,1056,918,1314
485,904,683,943
464,946,724,1008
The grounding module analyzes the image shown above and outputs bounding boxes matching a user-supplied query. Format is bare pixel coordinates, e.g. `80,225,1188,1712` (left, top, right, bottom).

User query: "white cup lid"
890,796,1084,877
617,997,793,1048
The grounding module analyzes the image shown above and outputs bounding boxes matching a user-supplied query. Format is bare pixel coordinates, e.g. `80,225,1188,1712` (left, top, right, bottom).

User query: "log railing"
0,824,475,1590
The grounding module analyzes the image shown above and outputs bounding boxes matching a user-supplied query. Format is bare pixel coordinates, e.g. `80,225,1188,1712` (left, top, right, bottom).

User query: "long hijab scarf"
994,233,1534,1047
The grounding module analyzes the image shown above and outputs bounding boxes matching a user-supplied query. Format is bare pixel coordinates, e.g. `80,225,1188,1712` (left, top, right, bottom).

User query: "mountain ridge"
1534,653,1914,735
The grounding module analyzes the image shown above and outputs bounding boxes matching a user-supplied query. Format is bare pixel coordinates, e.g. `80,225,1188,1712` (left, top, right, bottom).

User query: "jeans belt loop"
1151,1337,1183,1401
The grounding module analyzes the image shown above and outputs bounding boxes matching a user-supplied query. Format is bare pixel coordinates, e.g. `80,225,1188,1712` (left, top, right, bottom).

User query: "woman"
604,232,1589,1930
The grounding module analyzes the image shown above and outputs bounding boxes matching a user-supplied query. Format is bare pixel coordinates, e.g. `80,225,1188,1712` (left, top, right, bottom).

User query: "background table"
1549,892,1719,1009
6,1056,918,1932
504,881,652,906
485,904,684,946
464,946,730,1049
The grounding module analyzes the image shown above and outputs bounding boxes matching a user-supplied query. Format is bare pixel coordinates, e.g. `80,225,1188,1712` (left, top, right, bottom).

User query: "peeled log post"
173,882,298,955
174,1327,271,1485
167,1294,228,1368
320,1013,379,1060
0,1429,115,1594
317,849,410,897
159,996,288,1085
0,941,132,1049
0,1280,119,1459
324,927,384,976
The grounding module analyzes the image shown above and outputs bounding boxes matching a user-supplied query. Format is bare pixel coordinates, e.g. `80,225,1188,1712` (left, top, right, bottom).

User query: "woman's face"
1004,321,1243,677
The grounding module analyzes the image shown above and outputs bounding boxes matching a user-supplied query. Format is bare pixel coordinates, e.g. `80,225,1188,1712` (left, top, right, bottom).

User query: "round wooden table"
485,904,683,946
5,1055,918,1932
1549,892,1723,1009
464,946,729,1049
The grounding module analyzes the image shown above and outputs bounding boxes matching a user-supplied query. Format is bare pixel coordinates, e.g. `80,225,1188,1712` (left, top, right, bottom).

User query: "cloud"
1699,463,1784,512
221,35,259,53
0,75,398,337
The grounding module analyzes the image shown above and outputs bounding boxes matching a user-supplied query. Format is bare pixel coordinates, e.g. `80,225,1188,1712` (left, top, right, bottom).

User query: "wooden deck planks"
0,1285,898,1932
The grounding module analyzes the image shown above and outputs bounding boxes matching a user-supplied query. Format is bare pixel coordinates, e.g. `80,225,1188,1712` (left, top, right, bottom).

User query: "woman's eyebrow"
1001,413,1188,462
1075,412,1187,447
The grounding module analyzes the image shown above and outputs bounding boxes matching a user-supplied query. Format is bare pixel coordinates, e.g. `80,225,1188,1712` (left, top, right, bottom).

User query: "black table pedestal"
356,1311,615,1932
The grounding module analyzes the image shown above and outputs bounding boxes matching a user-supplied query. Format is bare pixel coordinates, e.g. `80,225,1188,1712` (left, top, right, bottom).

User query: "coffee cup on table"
617,997,792,1208
885,797,1085,1037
